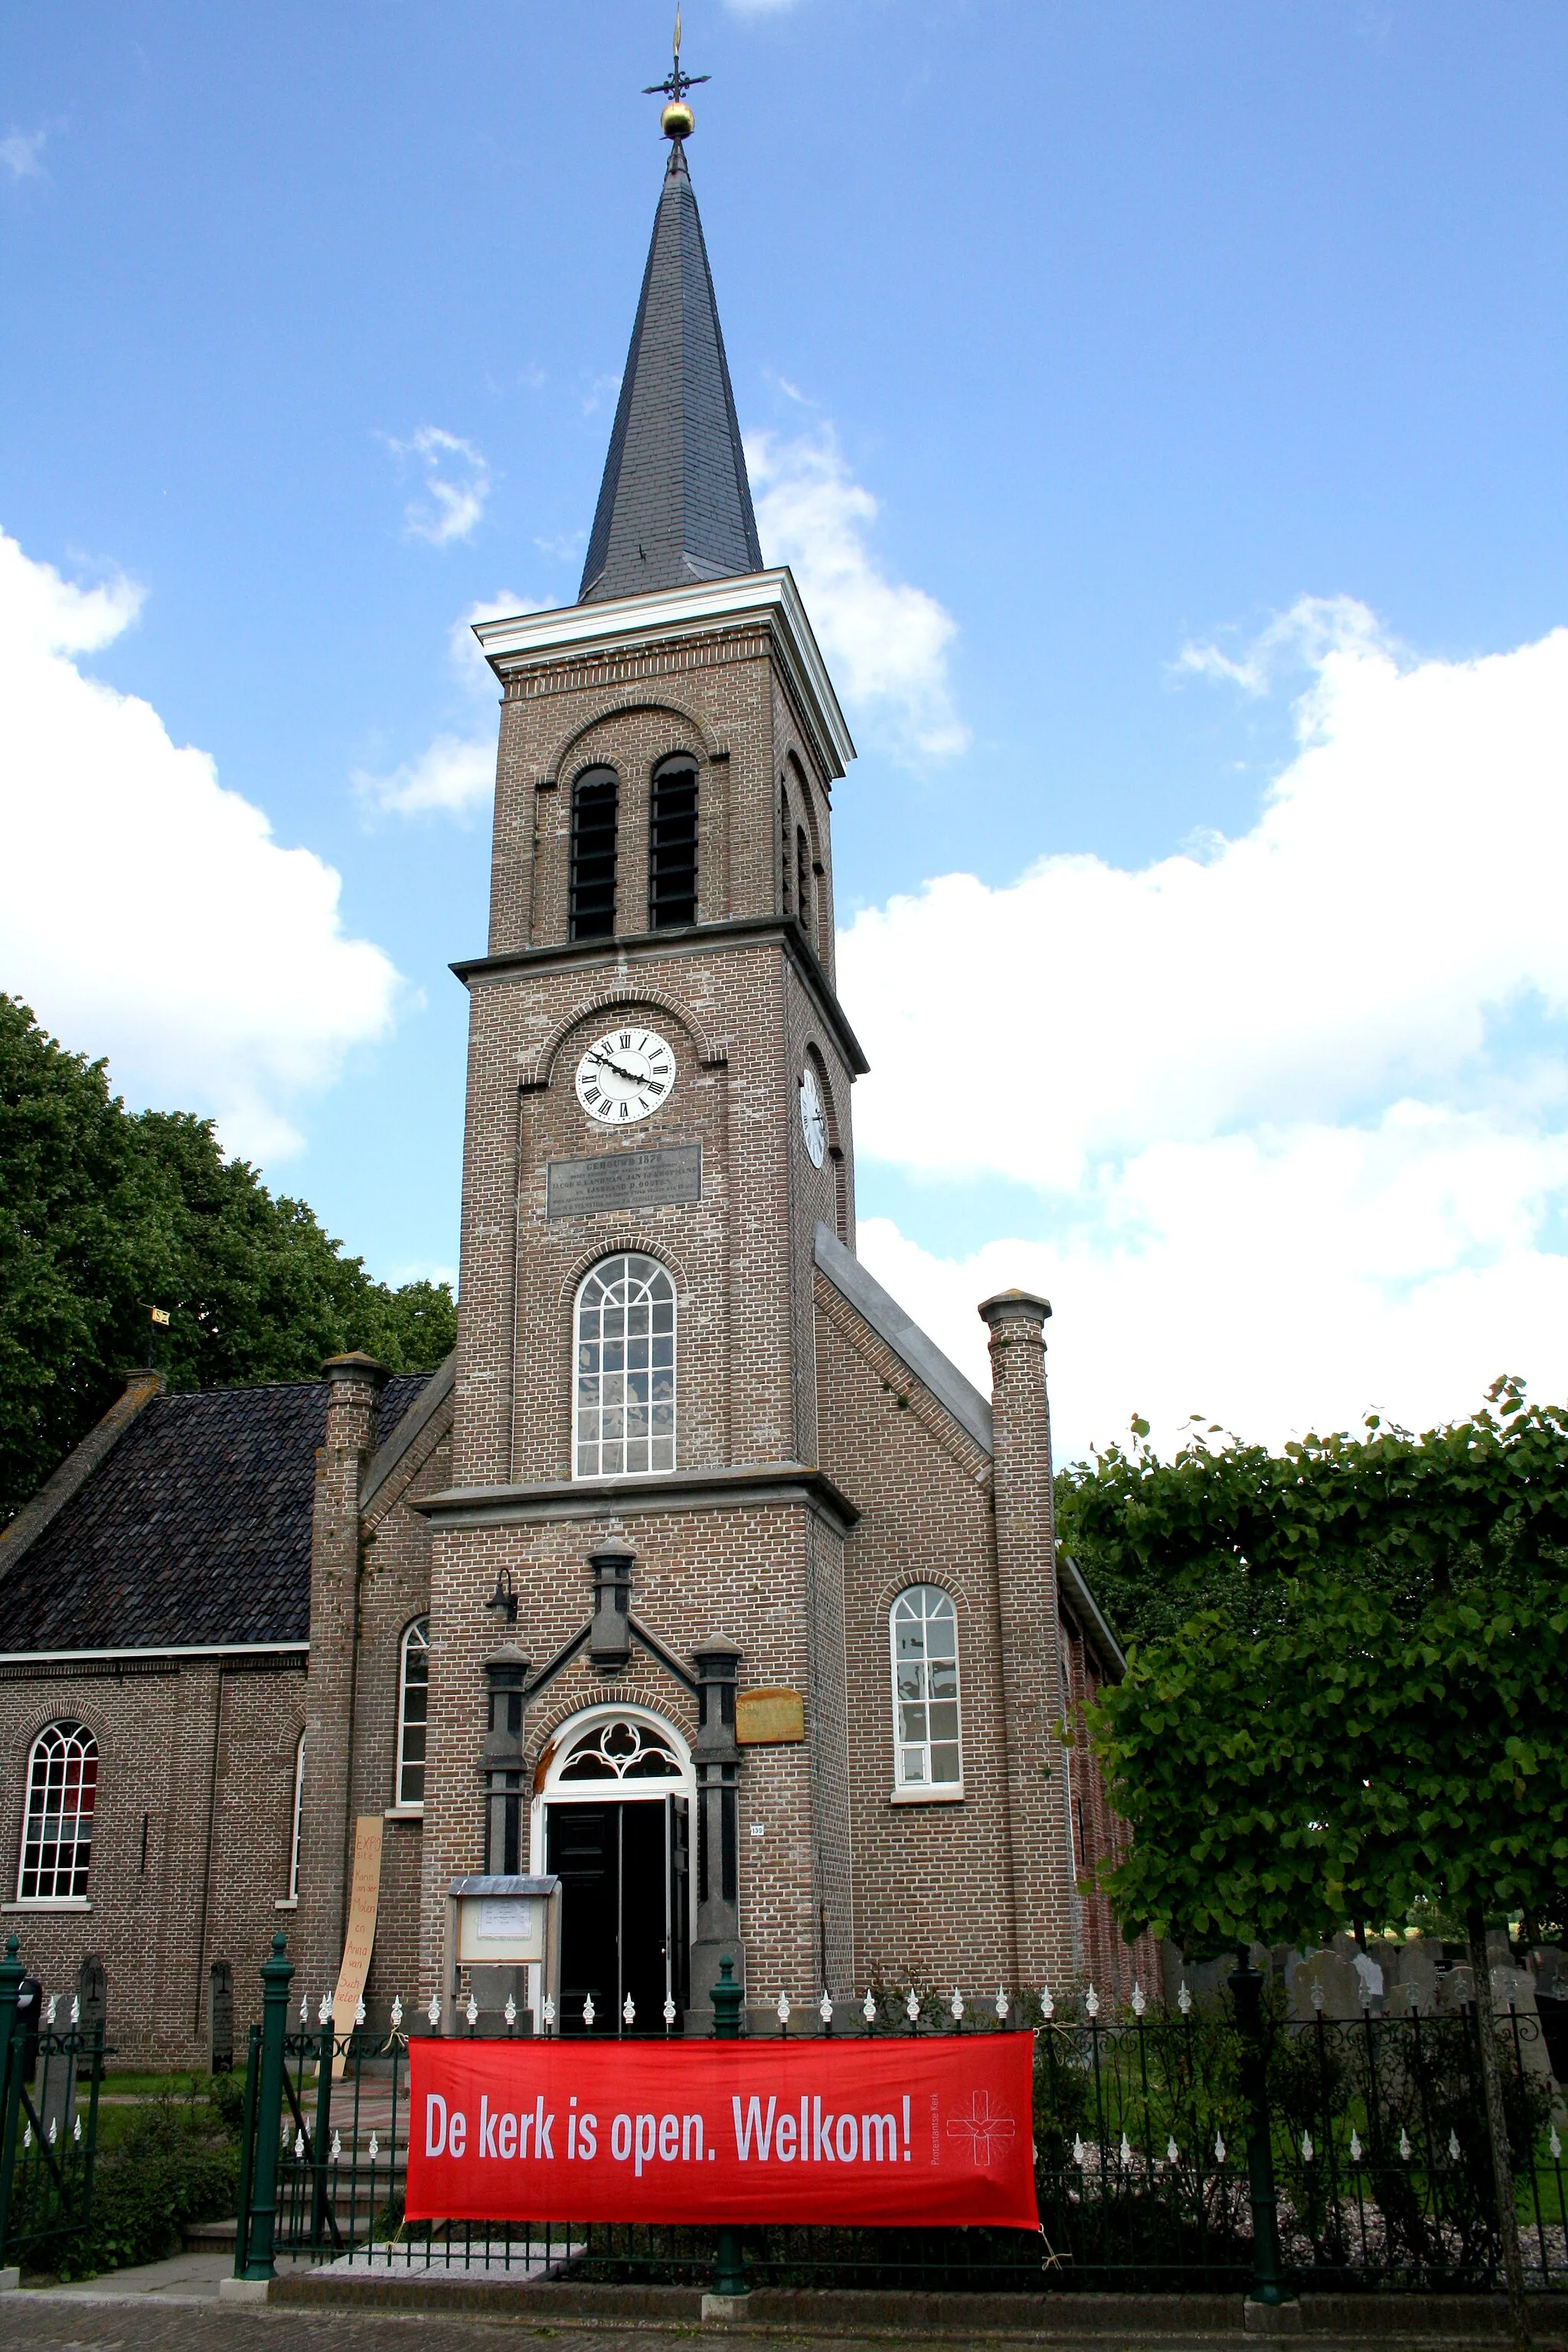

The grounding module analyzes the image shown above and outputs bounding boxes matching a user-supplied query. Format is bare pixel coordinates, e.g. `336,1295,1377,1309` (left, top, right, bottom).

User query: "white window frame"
889,1586,964,1802
284,1730,305,1903
16,1720,99,1903
573,1253,677,1480
394,1617,430,1812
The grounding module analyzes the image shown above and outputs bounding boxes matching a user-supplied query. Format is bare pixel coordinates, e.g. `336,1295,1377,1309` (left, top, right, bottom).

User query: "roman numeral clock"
574,1027,676,1126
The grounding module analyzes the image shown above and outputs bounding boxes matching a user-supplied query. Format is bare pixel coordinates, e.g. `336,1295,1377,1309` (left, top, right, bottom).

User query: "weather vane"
644,6,708,140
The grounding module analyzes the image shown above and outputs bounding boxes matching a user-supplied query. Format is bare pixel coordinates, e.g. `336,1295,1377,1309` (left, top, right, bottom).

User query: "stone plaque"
736,1687,805,1746
547,1144,701,1221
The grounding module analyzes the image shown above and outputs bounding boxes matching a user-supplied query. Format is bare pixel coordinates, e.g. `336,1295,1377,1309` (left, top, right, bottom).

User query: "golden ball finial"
661,98,694,140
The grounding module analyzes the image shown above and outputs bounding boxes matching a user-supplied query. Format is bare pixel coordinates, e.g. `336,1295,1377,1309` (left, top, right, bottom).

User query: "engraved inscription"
547,1144,703,1221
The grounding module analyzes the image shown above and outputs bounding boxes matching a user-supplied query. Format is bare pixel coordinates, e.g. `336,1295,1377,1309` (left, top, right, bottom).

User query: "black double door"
546,1796,689,2033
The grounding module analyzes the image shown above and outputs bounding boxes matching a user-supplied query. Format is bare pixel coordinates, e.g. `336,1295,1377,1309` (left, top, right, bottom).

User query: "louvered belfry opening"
570,767,619,940
649,756,698,929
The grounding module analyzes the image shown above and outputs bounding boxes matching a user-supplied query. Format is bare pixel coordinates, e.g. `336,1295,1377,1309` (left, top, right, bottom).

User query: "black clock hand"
590,1050,659,1089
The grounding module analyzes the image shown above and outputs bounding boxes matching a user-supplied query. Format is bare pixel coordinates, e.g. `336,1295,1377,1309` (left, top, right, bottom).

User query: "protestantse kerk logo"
946,2090,1017,2167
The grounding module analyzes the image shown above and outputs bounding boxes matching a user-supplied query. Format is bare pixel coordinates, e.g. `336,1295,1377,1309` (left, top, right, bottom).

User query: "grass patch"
19,2082,243,2283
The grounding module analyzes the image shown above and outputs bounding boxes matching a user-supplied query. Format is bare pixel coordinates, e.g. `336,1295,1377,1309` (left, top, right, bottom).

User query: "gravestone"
1289,1949,1363,2020
1530,1945,1565,1998
1390,1936,1439,2014
208,1960,234,2075
1436,1963,1475,2014
1491,1963,1553,2083
77,1955,107,2037
39,1986,75,2149
1351,1949,1387,2013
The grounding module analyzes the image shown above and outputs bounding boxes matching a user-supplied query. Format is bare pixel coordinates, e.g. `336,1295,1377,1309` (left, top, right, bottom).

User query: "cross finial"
644,5,709,139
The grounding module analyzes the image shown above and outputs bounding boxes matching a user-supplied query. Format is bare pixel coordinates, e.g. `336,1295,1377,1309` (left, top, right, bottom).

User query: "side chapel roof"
579,140,763,605
0,1373,432,1655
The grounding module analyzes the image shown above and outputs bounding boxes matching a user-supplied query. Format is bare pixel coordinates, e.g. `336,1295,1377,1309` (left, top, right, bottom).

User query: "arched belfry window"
779,782,793,916
796,826,812,939
397,1618,430,1808
570,766,619,940
574,1253,676,1478
889,1587,962,1792
649,756,698,929
17,1720,98,1901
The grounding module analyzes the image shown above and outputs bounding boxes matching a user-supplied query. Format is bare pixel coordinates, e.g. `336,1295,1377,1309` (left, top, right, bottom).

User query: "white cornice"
472,568,856,784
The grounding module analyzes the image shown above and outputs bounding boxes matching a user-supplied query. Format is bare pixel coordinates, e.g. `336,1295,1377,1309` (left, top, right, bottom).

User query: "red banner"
407,2034,1038,2230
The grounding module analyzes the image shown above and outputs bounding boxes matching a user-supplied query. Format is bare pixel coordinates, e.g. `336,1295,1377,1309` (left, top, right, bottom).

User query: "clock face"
575,1027,676,1126
799,1065,827,1168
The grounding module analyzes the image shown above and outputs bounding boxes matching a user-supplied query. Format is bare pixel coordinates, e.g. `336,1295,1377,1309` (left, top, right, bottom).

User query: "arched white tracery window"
17,1720,98,1901
890,1586,962,1792
397,1617,430,1808
574,1253,676,1478
288,1730,305,1901
557,1717,684,1782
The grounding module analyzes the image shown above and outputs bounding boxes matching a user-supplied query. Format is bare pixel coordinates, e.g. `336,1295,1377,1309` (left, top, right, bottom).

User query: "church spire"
578,28,763,606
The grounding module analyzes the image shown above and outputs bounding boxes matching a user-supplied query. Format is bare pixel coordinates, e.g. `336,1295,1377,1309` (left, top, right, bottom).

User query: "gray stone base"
218,2275,272,2304
1245,2299,1304,2334
701,2290,753,2323
0,2267,20,2294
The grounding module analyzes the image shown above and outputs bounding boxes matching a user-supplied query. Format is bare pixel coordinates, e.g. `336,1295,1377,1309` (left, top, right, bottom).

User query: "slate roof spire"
578,83,763,606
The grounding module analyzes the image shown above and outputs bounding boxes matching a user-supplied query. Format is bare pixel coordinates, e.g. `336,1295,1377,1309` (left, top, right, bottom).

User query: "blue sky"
5,2,1568,1457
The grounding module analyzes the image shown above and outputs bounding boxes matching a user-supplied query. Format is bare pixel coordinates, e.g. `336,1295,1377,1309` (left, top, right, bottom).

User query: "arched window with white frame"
574,1253,676,1478
288,1730,305,1901
17,1720,98,1901
889,1586,962,1792
397,1617,430,1808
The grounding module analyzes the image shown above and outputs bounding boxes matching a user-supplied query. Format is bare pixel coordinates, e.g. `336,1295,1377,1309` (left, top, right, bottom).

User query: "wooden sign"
328,1814,384,2077
735,1687,805,1745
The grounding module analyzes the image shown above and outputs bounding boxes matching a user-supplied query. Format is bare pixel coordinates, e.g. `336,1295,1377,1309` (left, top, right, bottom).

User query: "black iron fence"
231,1931,1567,2301
0,1935,110,2271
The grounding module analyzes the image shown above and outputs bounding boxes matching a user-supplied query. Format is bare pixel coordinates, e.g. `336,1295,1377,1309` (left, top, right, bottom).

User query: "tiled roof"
579,143,763,605
0,1374,432,1655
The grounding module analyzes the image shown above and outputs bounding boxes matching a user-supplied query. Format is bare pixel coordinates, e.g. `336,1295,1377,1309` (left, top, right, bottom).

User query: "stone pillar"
298,1353,386,2001
481,1645,532,1876
689,1633,743,2021
587,1541,635,1669
978,1289,1074,1991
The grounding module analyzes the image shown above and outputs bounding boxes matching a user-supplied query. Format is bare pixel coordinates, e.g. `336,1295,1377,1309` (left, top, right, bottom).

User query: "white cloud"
1,126,47,180
841,601,1568,1457
356,592,544,821
355,731,496,820
385,426,491,546
746,427,968,758
0,528,400,1159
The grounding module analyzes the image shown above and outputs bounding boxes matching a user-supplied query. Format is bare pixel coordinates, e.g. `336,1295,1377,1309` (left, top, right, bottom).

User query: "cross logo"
946,2089,1018,2167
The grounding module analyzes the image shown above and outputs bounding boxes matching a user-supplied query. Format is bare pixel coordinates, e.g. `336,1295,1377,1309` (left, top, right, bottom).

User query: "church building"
0,89,1148,2061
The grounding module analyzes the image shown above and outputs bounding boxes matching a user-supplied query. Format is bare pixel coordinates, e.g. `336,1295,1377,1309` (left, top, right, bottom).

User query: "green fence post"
240,1932,294,2282
709,1955,748,2307
0,1934,24,2270
232,2025,261,2281
310,2009,335,2252
1228,1949,1293,2312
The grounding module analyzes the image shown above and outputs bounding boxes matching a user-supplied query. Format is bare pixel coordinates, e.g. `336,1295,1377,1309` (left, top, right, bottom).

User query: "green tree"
1084,1392,1568,2352
0,997,456,1525
1056,1387,1568,1645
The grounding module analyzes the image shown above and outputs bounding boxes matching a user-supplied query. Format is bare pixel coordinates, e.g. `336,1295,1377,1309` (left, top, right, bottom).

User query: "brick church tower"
0,72,1149,2068
410,96,1140,2028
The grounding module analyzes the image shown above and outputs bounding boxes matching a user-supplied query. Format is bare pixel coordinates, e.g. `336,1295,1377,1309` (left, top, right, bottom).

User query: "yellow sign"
735,1687,805,1745
328,1815,384,2078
